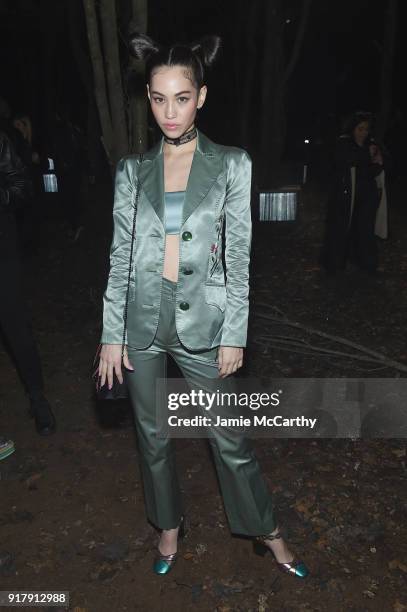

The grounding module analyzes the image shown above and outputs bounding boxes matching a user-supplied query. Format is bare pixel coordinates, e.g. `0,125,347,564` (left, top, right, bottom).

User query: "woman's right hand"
369,144,383,165
98,344,134,389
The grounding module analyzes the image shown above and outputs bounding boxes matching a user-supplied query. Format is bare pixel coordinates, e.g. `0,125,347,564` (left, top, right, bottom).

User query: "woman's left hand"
217,346,243,378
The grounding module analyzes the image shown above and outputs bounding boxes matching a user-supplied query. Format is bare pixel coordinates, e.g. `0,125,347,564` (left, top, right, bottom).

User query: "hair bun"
129,32,161,61
190,35,222,67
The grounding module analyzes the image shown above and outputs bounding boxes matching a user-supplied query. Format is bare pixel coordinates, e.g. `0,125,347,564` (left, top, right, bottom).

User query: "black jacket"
328,135,385,225
0,128,33,257
0,128,32,211
334,134,384,185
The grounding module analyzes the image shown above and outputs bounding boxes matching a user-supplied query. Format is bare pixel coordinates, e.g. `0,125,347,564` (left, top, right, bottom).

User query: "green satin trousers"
125,276,276,535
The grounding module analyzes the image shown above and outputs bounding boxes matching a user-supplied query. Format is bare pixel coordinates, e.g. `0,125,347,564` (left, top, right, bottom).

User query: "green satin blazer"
101,129,252,351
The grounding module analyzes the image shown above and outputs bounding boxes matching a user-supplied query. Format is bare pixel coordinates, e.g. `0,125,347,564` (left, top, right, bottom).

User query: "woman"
321,111,387,275
98,33,309,579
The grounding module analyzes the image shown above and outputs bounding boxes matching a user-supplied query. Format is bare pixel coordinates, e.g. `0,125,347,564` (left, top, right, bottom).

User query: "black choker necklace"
163,126,197,147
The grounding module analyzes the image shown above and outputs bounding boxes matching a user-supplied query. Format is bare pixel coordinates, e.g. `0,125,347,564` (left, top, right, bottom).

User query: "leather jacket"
0,129,32,212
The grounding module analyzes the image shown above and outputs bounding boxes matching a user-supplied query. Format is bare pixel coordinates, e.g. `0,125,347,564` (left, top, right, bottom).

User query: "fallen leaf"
295,495,317,518
315,537,329,550
25,473,42,488
183,552,194,560
389,559,407,573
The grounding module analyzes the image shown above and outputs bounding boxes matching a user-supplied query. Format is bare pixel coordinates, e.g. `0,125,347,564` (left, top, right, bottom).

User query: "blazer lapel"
137,140,165,226
137,129,224,228
182,130,224,225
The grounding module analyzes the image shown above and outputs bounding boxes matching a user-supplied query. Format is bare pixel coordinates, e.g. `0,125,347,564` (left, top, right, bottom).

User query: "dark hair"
343,111,374,135
129,33,222,90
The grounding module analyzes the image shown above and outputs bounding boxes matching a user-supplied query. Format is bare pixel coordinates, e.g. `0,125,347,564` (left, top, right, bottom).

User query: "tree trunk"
39,0,60,145
99,0,129,160
258,0,312,186
238,1,258,148
68,1,103,177
128,0,148,152
68,1,93,100
82,0,114,165
284,0,312,83
377,0,398,140
259,0,285,185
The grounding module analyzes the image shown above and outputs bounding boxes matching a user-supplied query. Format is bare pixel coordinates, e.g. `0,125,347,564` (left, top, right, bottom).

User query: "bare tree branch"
377,0,398,139
99,0,129,160
253,335,407,371
284,0,312,83
239,1,258,146
254,306,407,373
128,0,148,152
82,0,113,164
130,0,147,31
68,2,93,98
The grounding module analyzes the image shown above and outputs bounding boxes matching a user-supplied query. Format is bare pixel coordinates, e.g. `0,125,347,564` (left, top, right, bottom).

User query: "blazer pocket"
204,284,226,312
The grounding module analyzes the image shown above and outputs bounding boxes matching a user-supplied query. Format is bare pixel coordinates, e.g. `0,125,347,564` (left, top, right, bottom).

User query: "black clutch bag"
92,153,142,400
92,344,130,400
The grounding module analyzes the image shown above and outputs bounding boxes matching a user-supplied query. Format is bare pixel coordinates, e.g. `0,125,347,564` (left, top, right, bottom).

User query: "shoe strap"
157,515,185,561
258,523,284,541
255,531,283,542
277,559,303,575
157,550,177,561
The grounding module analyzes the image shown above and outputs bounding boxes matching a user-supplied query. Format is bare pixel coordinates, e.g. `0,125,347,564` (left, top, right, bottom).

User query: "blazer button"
182,231,192,241
182,268,193,275
179,301,190,310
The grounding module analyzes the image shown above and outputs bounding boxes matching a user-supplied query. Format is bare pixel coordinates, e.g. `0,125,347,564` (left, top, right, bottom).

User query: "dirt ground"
1,177,406,612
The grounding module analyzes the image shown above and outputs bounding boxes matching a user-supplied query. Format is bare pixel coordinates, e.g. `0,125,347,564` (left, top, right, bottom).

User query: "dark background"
0,0,405,172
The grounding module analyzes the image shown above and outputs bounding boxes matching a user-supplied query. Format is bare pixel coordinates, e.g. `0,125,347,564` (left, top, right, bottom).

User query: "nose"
165,101,176,119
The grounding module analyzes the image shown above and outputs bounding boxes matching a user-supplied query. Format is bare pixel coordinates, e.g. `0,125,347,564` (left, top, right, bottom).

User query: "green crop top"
164,191,185,234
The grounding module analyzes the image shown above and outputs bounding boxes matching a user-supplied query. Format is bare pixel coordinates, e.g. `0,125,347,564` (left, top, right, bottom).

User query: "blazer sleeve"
101,157,136,344
220,149,252,347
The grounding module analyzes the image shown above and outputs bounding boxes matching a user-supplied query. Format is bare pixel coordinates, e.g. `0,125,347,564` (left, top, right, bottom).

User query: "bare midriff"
162,235,180,281
162,143,196,283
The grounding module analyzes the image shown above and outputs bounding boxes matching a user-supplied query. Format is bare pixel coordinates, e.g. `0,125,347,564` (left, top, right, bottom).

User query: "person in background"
12,112,43,254
0,97,56,435
12,112,41,174
320,111,387,276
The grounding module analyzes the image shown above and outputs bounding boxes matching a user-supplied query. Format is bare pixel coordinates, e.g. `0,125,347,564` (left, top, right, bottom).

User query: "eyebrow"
151,90,192,96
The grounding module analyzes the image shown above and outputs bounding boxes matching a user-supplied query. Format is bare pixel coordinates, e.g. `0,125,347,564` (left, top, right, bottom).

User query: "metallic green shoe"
153,515,187,576
153,550,178,575
253,527,310,579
